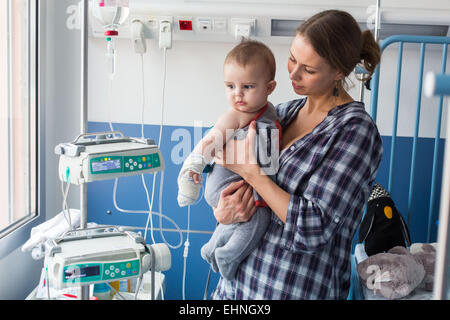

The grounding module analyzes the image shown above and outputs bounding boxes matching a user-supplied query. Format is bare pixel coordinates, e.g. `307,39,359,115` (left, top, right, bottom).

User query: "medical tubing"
137,52,156,244
140,53,145,139
134,274,143,300
142,173,157,244
182,205,191,300
108,77,114,131
107,282,127,300
46,268,51,299
153,46,187,250
157,169,205,250
155,49,168,295
108,108,183,249
111,176,183,249
138,52,157,245
61,180,73,231
157,171,178,248
158,171,182,249
106,37,116,80
158,47,167,147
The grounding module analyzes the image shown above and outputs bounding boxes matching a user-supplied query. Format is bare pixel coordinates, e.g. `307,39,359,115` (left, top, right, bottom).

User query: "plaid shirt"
211,98,383,300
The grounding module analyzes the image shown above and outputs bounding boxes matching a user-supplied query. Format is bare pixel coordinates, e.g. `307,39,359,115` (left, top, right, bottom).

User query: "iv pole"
80,0,89,300
358,0,380,102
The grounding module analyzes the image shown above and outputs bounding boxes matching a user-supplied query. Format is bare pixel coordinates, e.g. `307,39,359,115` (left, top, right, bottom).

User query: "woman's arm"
215,121,290,223
245,168,290,223
216,116,383,254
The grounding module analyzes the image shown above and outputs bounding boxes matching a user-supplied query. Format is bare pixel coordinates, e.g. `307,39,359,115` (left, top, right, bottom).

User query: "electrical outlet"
158,16,173,25
146,16,173,30
196,17,213,33
213,17,227,34
230,18,256,37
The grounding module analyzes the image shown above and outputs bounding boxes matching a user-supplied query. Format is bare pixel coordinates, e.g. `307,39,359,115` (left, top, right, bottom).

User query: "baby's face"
224,61,274,113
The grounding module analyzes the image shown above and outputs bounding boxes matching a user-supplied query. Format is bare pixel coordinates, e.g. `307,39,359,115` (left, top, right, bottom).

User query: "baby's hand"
190,171,201,184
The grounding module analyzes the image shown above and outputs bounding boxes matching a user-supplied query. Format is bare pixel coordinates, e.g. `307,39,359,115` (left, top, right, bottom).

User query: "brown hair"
224,40,276,81
296,10,380,83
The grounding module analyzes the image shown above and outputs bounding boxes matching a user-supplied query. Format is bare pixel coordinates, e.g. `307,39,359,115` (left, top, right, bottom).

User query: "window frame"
0,0,43,259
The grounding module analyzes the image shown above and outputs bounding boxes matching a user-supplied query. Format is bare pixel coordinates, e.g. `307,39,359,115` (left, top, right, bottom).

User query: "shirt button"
290,146,295,151
334,216,340,223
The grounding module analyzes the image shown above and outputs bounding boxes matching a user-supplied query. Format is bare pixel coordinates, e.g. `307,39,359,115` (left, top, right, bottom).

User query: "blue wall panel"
87,121,444,299
87,121,220,299
374,135,445,243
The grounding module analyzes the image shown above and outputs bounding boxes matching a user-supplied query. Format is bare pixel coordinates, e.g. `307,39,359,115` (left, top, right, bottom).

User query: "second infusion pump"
55,131,164,184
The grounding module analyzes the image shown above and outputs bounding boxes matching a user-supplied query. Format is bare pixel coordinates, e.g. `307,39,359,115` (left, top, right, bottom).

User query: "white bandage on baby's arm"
177,153,208,206
179,153,207,176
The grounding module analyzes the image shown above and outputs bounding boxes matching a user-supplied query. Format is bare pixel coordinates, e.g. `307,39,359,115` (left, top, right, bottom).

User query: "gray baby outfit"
201,102,280,280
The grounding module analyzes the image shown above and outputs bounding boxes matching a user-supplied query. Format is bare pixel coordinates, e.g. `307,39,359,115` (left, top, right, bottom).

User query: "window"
0,0,37,238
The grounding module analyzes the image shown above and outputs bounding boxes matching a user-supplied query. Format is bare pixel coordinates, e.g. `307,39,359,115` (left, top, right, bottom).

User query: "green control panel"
123,153,161,173
90,153,161,175
63,259,141,285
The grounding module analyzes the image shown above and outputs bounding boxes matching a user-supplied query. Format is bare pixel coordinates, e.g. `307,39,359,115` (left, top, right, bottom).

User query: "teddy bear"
356,243,437,299
409,242,437,291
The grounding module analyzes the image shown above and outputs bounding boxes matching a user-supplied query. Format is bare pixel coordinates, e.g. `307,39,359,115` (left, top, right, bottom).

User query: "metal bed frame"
352,34,450,300
370,35,450,243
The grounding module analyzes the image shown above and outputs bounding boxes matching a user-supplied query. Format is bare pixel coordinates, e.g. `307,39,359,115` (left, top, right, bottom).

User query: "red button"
179,20,193,31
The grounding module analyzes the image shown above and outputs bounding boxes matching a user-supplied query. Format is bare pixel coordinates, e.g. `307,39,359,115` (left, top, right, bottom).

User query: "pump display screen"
90,153,162,176
64,265,100,280
91,158,121,173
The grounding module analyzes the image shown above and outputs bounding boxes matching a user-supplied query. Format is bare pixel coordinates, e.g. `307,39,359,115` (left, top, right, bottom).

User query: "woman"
211,10,383,299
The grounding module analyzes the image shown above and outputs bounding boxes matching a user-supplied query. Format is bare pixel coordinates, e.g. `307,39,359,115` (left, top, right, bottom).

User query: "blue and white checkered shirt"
211,98,383,300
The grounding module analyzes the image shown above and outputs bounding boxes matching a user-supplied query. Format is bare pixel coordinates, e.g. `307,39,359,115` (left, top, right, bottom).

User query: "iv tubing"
61,179,73,231
108,77,114,131
108,45,184,249
142,173,156,244
111,170,183,249
182,205,191,300
140,53,145,139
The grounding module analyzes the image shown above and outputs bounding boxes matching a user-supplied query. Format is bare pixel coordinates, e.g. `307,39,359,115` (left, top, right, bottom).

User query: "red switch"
179,20,193,31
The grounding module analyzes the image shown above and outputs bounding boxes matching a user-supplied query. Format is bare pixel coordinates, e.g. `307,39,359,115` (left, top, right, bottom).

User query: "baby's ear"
267,80,277,95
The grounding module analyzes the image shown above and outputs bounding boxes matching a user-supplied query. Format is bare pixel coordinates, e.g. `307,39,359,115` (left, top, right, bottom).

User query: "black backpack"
358,183,411,256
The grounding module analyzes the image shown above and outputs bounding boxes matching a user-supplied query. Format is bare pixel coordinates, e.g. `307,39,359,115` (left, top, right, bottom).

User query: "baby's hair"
224,40,276,81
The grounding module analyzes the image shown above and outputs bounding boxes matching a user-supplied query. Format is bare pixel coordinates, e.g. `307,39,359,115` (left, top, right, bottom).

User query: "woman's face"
288,34,342,97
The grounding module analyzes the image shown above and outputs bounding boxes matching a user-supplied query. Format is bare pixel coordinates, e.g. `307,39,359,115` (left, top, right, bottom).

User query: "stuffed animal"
359,183,411,256
357,243,437,299
357,246,424,299
410,242,437,291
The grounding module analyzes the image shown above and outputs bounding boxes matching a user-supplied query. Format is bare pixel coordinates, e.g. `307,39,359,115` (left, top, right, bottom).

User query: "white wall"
89,37,449,138
88,38,298,128
86,0,450,137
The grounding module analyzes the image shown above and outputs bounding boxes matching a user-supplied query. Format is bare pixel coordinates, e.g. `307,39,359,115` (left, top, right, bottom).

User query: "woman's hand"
213,180,257,224
215,121,260,180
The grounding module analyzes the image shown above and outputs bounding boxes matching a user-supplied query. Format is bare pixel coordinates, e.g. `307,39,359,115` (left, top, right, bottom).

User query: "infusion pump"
44,226,171,290
55,131,164,184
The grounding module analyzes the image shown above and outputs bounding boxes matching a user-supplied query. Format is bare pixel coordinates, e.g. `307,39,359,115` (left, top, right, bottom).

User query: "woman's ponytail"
359,30,381,82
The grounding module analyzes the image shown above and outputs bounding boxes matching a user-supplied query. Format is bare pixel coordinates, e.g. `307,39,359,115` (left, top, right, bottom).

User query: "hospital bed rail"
369,35,450,243
350,35,449,300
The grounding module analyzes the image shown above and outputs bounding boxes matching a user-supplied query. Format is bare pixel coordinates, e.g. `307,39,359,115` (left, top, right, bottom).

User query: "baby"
177,40,281,280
